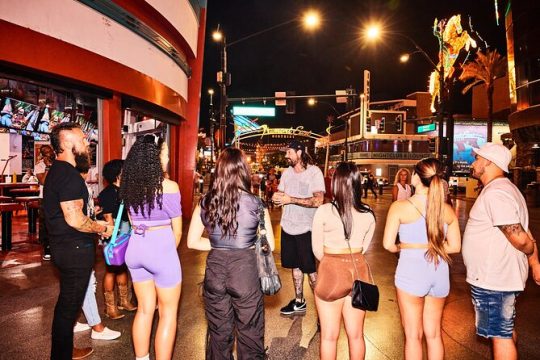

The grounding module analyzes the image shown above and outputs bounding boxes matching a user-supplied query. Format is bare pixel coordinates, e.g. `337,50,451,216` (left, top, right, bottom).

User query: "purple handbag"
103,203,131,266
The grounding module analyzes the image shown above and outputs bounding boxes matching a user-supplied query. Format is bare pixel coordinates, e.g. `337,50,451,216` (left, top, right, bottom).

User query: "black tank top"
200,192,260,249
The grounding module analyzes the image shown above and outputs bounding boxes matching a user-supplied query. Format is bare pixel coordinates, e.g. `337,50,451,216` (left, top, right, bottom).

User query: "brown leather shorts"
314,252,369,302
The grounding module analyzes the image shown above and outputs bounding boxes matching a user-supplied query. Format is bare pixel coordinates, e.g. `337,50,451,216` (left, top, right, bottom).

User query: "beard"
470,166,483,180
287,157,298,166
73,148,91,173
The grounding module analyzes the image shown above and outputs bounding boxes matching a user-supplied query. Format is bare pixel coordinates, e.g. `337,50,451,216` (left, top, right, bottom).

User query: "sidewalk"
1,192,539,359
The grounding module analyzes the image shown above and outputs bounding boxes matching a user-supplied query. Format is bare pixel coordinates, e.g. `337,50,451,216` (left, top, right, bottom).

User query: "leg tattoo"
308,272,317,290
292,268,304,301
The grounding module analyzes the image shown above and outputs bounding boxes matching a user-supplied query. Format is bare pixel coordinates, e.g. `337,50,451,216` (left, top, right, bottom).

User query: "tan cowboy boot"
104,291,125,320
117,284,137,311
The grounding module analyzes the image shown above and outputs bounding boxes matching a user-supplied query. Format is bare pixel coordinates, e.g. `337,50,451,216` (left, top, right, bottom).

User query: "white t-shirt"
278,164,325,235
34,160,46,198
462,177,529,291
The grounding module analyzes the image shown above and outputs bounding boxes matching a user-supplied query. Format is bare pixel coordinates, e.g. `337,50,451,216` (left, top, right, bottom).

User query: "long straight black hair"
331,162,374,238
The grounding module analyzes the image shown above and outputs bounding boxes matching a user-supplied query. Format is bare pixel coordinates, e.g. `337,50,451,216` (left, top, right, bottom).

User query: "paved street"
1,191,540,359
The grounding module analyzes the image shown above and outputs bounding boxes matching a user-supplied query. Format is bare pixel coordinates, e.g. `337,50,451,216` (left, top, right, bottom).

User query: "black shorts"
280,229,317,274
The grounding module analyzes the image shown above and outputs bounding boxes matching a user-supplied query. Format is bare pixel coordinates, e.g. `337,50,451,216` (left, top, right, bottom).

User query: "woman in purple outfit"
120,134,183,360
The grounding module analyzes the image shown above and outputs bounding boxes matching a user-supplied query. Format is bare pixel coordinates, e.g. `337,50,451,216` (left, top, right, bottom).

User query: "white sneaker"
73,322,91,333
91,326,121,340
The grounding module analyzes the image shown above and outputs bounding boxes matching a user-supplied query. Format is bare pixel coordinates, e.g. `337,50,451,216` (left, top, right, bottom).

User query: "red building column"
101,93,123,163
176,8,207,218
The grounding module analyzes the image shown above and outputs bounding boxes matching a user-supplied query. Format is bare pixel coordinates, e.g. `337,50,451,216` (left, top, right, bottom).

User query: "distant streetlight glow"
307,98,317,106
208,88,214,95
400,53,410,63
365,24,381,40
212,30,223,42
303,10,321,30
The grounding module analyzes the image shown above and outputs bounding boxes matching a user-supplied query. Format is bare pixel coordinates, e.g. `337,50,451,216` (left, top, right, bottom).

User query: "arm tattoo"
498,223,525,237
61,199,106,234
290,192,324,208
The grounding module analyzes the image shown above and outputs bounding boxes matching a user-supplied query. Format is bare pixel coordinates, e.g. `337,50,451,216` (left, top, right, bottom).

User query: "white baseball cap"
472,143,512,173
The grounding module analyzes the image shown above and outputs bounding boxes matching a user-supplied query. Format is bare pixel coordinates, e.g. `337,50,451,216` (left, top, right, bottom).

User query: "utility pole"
217,37,228,150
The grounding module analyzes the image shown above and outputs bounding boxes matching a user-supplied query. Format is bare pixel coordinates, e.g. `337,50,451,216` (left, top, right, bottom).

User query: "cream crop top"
311,203,376,260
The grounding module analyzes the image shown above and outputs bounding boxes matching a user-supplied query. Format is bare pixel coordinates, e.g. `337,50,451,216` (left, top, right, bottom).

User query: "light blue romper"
395,205,449,298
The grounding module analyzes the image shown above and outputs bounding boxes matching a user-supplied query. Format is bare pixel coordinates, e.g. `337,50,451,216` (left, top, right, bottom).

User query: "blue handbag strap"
109,202,124,246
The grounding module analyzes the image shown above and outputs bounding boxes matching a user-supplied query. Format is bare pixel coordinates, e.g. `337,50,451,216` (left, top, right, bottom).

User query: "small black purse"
255,201,281,296
336,205,379,311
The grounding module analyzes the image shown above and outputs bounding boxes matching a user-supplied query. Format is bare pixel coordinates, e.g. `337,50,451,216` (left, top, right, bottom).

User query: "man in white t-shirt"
272,140,325,315
462,143,540,360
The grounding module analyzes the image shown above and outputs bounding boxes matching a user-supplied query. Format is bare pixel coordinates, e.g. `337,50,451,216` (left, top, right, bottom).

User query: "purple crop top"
129,192,182,227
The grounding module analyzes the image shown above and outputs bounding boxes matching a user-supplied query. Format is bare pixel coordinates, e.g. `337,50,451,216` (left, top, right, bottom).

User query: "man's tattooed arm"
289,192,324,208
498,223,535,255
60,199,107,234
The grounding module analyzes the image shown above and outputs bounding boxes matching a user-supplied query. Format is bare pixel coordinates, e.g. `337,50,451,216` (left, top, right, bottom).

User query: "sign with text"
232,106,275,117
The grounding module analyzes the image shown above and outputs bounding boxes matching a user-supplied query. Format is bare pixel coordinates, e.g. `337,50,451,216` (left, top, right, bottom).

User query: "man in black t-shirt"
43,123,113,360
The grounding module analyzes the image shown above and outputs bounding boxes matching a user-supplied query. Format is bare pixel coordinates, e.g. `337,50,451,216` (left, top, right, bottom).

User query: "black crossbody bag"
335,204,379,311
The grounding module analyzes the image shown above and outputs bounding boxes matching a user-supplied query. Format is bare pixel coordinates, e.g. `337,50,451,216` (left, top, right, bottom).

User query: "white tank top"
396,183,412,200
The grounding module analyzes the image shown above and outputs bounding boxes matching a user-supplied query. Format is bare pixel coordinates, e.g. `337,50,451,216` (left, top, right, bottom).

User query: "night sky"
199,0,507,136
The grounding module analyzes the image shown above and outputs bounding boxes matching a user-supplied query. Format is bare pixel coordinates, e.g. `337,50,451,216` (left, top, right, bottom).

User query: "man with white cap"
463,142,540,360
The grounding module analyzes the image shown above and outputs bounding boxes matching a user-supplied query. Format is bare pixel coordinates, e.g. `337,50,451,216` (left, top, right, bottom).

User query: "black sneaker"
280,299,306,315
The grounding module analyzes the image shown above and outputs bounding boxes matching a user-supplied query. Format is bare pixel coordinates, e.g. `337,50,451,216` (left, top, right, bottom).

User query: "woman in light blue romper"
383,158,461,360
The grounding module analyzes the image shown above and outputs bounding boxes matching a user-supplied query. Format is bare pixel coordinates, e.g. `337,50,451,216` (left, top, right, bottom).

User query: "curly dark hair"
120,134,164,216
200,147,252,238
102,159,124,185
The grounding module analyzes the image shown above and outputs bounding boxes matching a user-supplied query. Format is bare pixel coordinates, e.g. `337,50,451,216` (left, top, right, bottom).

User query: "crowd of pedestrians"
40,122,539,360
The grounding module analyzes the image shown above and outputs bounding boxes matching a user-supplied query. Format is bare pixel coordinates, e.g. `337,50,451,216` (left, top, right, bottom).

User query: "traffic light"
379,116,385,132
286,91,296,114
366,117,371,133
346,87,356,112
428,137,436,153
395,114,403,132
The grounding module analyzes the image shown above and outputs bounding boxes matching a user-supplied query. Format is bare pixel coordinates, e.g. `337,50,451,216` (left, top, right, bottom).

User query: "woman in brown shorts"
312,162,376,360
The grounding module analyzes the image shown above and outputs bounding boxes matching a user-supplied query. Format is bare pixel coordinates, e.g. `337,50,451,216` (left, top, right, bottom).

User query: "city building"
0,0,207,214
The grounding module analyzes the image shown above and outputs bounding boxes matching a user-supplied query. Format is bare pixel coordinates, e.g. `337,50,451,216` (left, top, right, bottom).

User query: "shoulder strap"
407,199,425,219
110,202,124,245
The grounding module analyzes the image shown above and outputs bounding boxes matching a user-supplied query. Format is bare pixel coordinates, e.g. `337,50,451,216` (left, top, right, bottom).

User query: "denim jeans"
470,285,520,339
81,270,101,327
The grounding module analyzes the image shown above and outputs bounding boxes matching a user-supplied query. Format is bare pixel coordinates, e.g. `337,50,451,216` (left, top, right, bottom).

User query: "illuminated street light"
303,10,321,30
212,11,322,150
208,88,214,95
365,24,381,40
400,53,410,63
307,97,317,106
212,30,223,42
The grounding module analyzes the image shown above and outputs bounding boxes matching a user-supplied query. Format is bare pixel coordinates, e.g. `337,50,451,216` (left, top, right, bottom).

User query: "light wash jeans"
82,270,101,326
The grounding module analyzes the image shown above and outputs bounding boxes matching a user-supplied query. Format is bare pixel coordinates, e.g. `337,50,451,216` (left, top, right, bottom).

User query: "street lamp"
208,89,216,167
212,10,321,150
363,23,448,169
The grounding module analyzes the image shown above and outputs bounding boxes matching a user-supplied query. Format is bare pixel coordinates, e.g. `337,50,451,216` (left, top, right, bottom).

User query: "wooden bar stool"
0,203,24,251
14,196,41,234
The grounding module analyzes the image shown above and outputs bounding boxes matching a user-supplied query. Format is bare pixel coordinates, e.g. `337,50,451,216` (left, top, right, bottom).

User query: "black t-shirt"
43,160,95,245
98,185,128,222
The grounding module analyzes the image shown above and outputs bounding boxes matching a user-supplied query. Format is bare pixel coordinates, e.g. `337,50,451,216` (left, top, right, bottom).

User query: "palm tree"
459,49,507,142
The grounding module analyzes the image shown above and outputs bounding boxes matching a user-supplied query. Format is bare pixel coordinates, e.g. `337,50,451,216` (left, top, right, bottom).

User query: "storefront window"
0,76,98,181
